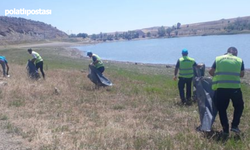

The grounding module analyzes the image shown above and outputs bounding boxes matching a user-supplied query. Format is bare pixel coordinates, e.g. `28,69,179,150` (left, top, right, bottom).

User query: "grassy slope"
0,46,250,150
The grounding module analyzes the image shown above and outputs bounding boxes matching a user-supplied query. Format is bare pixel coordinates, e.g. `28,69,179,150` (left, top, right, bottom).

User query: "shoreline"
2,41,249,71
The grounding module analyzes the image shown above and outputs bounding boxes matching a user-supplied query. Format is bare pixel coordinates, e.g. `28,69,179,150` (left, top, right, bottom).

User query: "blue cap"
87,52,92,56
182,49,188,54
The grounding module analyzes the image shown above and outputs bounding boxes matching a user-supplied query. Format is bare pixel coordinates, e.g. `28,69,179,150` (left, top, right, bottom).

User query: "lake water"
75,34,250,68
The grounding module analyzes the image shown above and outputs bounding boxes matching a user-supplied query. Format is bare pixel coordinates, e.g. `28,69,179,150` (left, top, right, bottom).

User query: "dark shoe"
187,97,192,102
181,99,187,105
217,131,229,141
231,127,241,133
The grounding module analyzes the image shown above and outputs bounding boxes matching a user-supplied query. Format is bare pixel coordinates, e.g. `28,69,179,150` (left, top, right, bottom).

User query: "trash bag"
26,60,40,80
194,64,217,132
88,65,112,86
193,63,206,100
194,63,205,77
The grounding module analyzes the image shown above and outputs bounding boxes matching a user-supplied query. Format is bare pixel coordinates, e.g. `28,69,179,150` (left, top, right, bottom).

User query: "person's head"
27,48,32,54
227,47,238,56
0,56,6,60
182,49,188,56
87,52,93,57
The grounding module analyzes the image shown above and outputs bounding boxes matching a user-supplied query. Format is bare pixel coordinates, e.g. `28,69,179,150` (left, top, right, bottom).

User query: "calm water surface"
75,34,250,68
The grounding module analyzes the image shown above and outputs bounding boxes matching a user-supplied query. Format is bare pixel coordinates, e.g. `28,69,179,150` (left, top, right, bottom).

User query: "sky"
0,0,250,35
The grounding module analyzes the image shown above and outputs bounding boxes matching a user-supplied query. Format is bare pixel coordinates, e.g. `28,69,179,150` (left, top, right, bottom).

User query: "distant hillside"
141,16,250,37
0,16,68,45
88,16,250,41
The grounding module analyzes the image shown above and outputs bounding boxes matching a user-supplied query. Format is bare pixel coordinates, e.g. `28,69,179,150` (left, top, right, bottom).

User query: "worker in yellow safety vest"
209,47,245,135
174,49,198,105
28,49,45,79
87,52,105,73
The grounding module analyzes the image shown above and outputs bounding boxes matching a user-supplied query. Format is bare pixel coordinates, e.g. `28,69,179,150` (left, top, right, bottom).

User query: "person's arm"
240,61,245,77
209,68,215,76
31,53,37,63
173,60,179,80
209,61,216,76
6,62,9,75
92,56,99,65
240,70,244,77
174,67,178,80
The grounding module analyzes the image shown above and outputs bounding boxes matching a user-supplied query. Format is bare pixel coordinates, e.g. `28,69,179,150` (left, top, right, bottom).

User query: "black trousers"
0,60,6,76
215,88,244,133
97,66,105,73
178,77,193,103
36,61,45,79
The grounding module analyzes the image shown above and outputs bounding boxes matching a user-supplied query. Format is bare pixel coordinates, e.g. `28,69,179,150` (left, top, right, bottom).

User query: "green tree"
158,26,166,37
102,33,108,41
133,31,139,38
107,34,114,41
91,34,97,40
76,33,88,38
69,34,77,37
123,32,131,40
166,27,172,37
146,32,151,37
115,32,119,40
177,22,181,29
99,32,103,39
175,30,178,36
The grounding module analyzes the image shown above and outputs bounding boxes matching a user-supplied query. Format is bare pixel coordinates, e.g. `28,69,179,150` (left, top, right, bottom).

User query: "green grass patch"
0,114,8,120
0,47,89,70
8,99,25,107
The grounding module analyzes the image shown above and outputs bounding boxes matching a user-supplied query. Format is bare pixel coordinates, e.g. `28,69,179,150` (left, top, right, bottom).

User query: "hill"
0,16,68,45
142,16,250,37
89,16,250,41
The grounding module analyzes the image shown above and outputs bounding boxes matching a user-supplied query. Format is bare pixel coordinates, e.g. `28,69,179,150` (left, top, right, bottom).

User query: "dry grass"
0,47,250,150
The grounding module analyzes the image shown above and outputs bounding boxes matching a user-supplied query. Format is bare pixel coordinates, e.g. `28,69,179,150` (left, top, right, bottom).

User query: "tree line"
69,22,182,41
70,31,145,41
157,22,181,37
225,18,250,31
